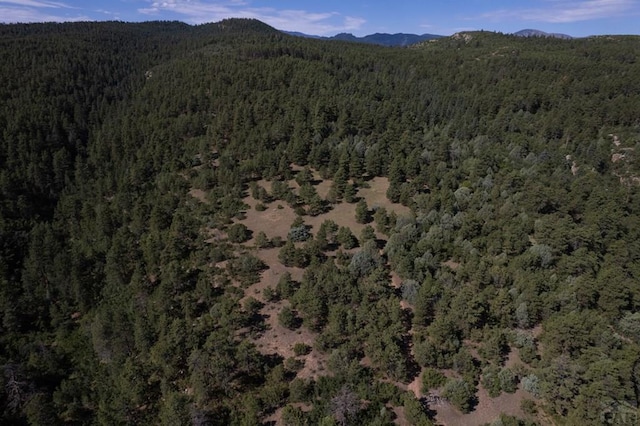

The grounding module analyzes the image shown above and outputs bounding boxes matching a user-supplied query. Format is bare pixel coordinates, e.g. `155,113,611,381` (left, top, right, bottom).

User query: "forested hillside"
1,19,640,425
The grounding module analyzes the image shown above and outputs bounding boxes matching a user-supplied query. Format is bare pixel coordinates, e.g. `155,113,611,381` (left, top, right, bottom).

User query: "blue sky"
1,1,639,37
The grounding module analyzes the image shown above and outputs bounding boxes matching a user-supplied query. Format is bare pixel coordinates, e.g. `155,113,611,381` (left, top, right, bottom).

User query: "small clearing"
434,386,532,426
236,174,412,385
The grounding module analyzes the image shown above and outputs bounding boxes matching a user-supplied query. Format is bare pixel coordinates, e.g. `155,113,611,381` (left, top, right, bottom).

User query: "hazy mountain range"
513,29,573,39
284,31,443,46
285,28,573,46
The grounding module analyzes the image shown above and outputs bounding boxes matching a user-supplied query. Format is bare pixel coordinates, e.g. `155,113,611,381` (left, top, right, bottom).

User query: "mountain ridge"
514,28,573,39
284,30,443,46
284,27,579,46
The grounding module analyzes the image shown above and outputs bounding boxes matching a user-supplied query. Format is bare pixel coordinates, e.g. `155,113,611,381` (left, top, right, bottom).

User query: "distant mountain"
283,31,324,39
514,29,573,39
284,30,443,46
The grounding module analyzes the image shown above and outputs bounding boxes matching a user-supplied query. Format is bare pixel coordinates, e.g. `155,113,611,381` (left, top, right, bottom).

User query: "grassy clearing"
233,173,413,383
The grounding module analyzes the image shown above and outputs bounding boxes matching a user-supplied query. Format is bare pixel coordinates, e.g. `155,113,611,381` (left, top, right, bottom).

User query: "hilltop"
514,29,573,39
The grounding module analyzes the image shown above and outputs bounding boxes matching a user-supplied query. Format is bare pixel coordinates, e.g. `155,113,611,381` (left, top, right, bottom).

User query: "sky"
1,0,639,37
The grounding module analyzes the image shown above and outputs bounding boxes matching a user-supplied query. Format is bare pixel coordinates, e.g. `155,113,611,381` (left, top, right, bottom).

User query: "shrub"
421,367,446,392
442,378,477,413
227,223,251,243
401,279,420,305
278,305,299,329
521,374,540,398
276,272,296,298
337,226,358,249
360,225,376,243
481,365,502,397
293,342,311,356
254,231,271,248
355,199,371,223
288,225,310,242
521,399,537,416
263,286,279,302
284,357,305,372
289,379,312,403
499,367,518,394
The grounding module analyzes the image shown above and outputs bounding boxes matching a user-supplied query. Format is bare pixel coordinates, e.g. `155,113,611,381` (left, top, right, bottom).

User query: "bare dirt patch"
428,349,541,426
242,246,327,380
188,188,208,203
433,385,532,426
236,174,414,410
360,177,412,216
305,177,412,240
252,291,328,382
442,259,460,271
241,196,298,243
242,176,411,245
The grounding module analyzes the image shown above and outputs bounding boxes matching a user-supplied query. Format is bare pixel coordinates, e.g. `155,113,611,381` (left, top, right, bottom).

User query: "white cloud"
0,0,92,22
0,0,70,7
0,6,89,22
138,0,366,35
479,0,637,24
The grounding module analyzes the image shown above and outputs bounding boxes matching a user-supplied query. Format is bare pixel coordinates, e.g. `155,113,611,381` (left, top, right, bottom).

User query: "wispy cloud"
0,0,70,7
0,0,91,22
0,7,89,22
138,0,365,35
479,0,637,24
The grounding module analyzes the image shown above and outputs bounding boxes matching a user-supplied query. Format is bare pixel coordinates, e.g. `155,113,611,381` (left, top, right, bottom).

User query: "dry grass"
433,386,532,426
235,174,414,384
188,188,208,203
218,172,419,419
430,349,541,426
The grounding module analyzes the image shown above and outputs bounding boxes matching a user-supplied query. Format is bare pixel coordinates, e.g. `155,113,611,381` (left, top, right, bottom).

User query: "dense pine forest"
1,18,640,425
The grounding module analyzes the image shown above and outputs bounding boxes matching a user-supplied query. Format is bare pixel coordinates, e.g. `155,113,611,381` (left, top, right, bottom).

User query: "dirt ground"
434,386,531,426
223,171,545,425
431,348,543,426
236,175,412,387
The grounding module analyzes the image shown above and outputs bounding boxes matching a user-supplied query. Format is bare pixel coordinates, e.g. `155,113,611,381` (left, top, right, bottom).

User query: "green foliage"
254,230,271,248
421,367,446,392
276,271,297,299
349,241,383,277
228,223,252,243
284,357,305,373
282,404,308,426
403,393,434,426
360,225,376,243
520,399,537,416
289,225,311,242
355,199,371,224
337,226,358,249
498,367,518,394
442,378,477,414
480,329,509,365
3,20,640,425
278,305,299,329
482,365,503,398
279,240,310,268
263,286,279,302
293,343,312,356
521,374,540,398
228,253,267,286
